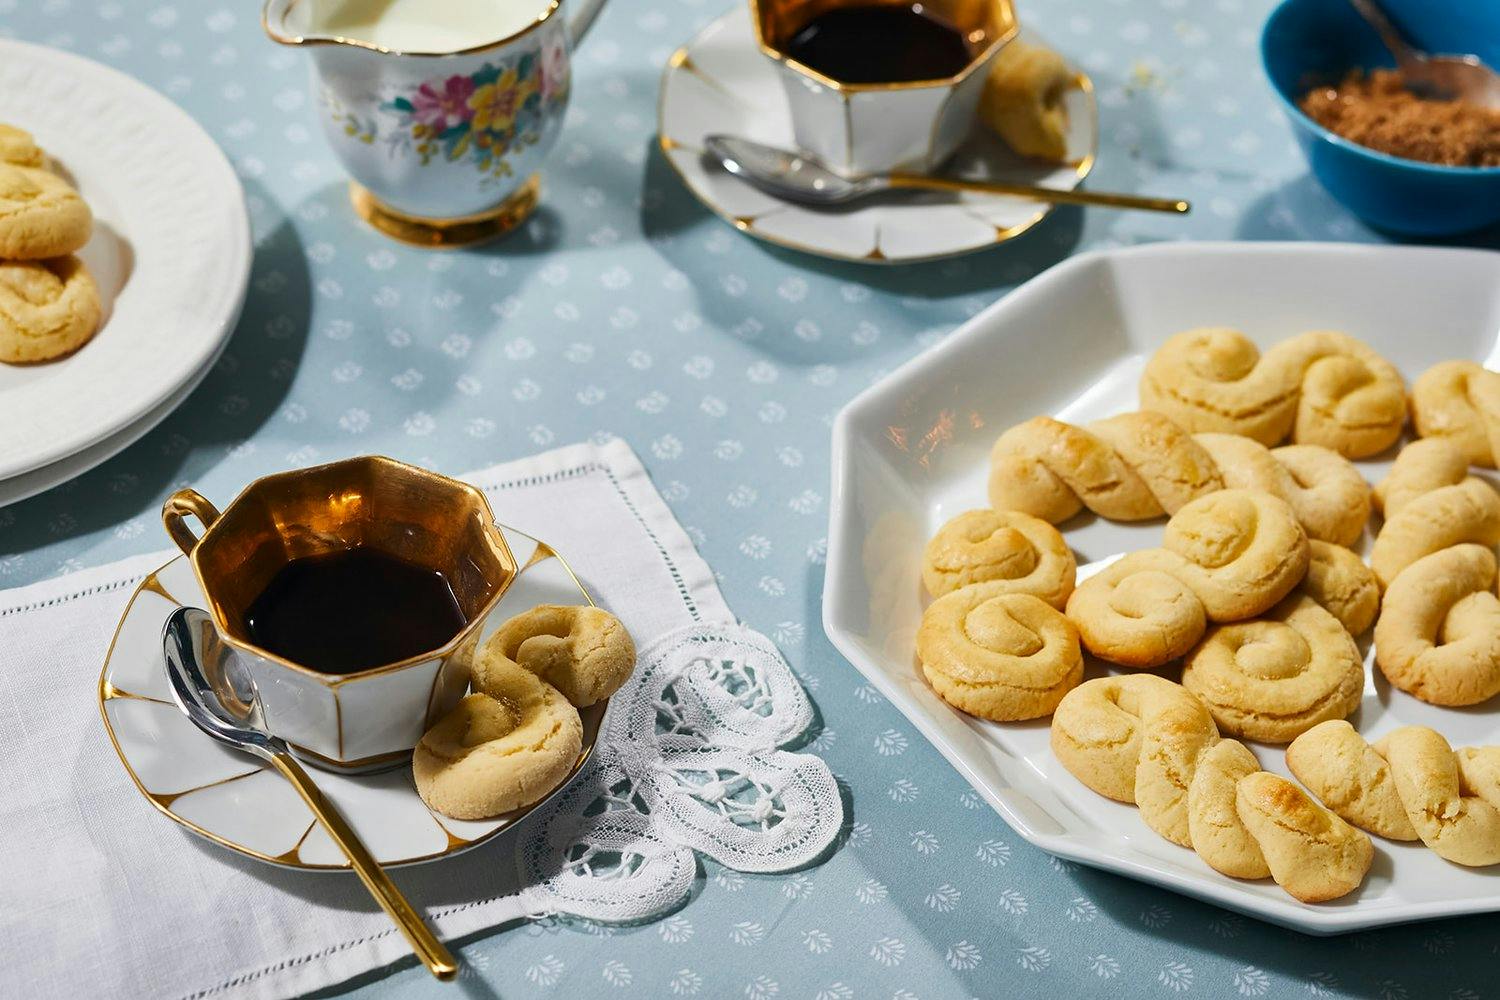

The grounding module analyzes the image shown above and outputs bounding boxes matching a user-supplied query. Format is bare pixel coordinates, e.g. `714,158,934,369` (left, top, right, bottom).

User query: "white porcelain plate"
0,40,250,484
657,6,1097,264
100,527,604,870
825,242,1500,933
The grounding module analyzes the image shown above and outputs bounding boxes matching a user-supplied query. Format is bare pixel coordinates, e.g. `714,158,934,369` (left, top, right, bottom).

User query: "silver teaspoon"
162,608,459,981
1347,0,1500,108
703,134,1189,214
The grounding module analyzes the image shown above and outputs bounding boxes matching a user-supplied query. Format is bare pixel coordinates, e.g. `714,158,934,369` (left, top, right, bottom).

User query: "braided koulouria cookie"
1139,328,1406,459
1411,360,1500,468
1051,675,1373,901
1289,722,1500,867
1065,490,1310,669
987,411,1371,546
1181,593,1363,743
921,508,1076,609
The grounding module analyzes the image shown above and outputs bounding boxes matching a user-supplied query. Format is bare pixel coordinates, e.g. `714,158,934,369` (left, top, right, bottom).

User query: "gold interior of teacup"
192,456,515,672
751,0,1017,87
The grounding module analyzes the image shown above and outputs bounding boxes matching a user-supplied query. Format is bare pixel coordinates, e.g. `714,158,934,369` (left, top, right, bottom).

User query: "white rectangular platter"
824,242,1500,934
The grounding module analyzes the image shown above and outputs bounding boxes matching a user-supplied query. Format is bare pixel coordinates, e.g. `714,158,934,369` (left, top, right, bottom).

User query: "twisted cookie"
917,590,1083,721
1289,722,1500,866
1052,676,1372,901
1411,361,1500,468
986,411,1371,545
0,257,101,364
1181,594,1363,743
1300,540,1379,637
0,163,91,259
1375,544,1500,706
922,508,1076,608
1140,328,1406,458
1369,439,1500,589
489,604,636,707
414,656,584,820
1065,490,1309,668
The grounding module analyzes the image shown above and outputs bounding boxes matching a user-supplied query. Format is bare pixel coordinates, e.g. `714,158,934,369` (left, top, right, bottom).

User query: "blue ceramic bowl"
1261,0,1500,235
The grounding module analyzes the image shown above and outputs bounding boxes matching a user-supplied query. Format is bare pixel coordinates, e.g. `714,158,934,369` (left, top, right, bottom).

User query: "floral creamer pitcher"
263,0,608,246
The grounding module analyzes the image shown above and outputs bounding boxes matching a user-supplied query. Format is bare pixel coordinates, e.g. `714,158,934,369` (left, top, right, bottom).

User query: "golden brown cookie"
413,656,583,820
1186,739,1269,879
1369,439,1500,588
1140,328,1406,458
1193,434,1371,548
1374,544,1500,706
1377,726,1500,867
1050,674,1219,845
1181,594,1363,743
0,125,44,167
985,410,1369,545
0,163,91,259
917,589,1083,721
1285,720,1417,841
0,257,101,363
979,41,1076,161
922,508,1076,608
1065,490,1309,668
1235,771,1374,903
1298,540,1379,636
487,604,636,708
1411,360,1500,468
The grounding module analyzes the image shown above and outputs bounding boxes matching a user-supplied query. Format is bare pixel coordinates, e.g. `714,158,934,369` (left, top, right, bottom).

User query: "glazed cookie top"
0,163,92,260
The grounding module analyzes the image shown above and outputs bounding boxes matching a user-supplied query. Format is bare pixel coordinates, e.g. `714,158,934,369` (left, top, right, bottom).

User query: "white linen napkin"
0,440,733,1000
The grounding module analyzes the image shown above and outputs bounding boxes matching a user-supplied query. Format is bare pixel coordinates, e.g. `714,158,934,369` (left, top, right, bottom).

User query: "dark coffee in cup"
783,3,973,84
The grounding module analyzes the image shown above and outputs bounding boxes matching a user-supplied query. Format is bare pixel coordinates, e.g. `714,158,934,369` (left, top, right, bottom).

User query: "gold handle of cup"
162,488,223,556
267,751,460,980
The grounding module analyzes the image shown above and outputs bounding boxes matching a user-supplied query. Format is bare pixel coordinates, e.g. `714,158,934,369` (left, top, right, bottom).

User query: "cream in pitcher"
263,0,608,246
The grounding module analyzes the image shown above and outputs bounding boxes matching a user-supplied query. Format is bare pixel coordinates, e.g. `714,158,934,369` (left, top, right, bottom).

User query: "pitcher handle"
162,489,222,556
566,0,609,45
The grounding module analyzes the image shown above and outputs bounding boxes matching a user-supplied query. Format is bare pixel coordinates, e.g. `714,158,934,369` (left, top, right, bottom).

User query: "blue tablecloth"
5,0,1499,997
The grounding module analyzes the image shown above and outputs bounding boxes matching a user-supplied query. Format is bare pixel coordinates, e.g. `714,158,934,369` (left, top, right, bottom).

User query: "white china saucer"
100,527,604,870
656,8,1098,264
0,40,250,485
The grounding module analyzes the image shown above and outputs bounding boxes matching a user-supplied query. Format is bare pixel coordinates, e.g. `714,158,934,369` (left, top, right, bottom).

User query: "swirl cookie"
1065,490,1309,668
0,163,91,259
488,604,636,708
0,257,101,363
1375,544,1500,706
1411,360,1500,468
1285,720,1417,841
917,589,1083,721
1139,328,1406,458
0,125,44,167
922,509,1076,608
413,656,583,820
986,411,1370,545
1181,594,1363,743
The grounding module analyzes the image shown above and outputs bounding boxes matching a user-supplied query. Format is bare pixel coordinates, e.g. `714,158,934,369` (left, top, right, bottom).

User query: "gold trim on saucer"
98,538,603,871
349,176,541,248
655,19,1098,265
263,0,559,58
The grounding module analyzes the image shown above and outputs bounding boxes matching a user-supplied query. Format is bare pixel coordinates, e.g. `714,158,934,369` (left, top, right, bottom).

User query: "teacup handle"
566,0,608,45
162,488,222,556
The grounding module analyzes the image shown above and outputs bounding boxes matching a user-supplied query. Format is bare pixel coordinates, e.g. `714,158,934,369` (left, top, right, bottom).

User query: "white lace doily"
516,622,842,923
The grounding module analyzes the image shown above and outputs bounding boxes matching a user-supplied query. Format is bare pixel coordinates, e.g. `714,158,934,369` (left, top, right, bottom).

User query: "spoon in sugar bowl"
704,135,1190,214
1347,0,1500,107
162,608,460,981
